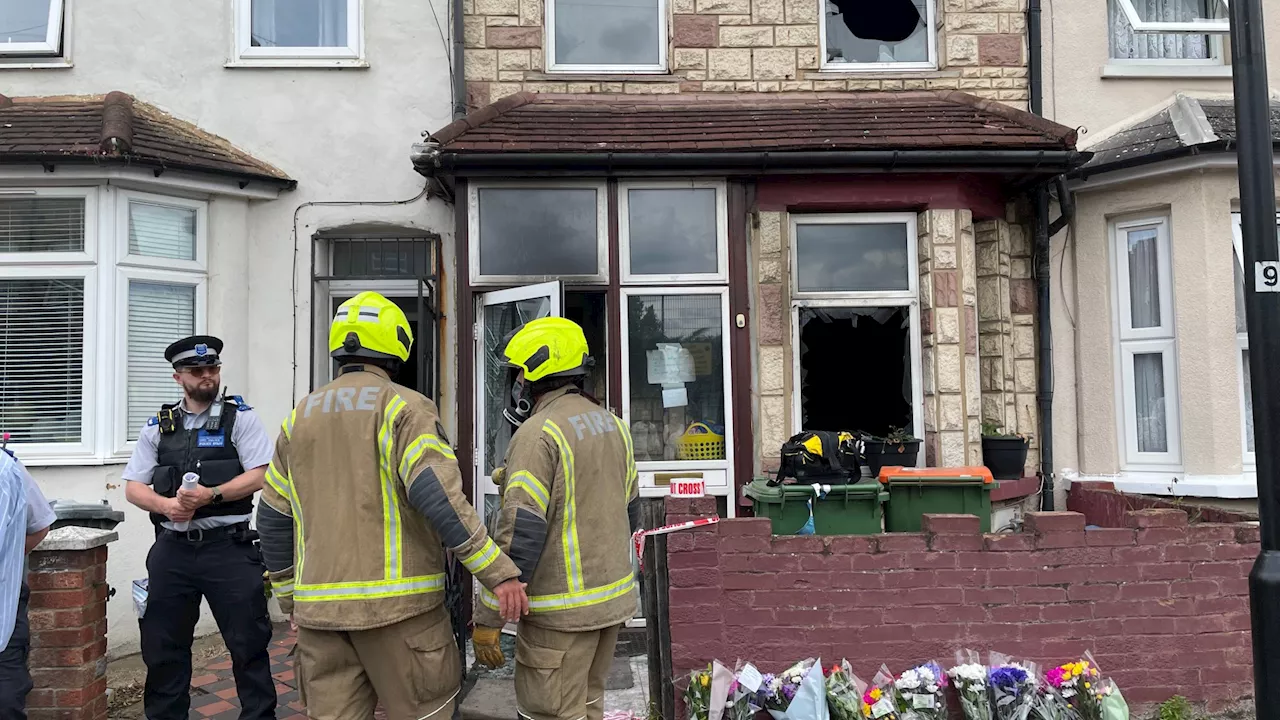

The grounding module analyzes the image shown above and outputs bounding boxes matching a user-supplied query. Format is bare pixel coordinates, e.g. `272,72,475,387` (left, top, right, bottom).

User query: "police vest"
148,396,252,528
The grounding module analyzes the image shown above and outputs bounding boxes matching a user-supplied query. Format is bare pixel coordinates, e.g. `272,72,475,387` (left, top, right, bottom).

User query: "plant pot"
981,435,1029,480
862,438,921,478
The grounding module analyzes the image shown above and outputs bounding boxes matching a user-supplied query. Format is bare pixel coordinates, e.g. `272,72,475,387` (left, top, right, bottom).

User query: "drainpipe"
1028,0,1069,511
452,0,466,119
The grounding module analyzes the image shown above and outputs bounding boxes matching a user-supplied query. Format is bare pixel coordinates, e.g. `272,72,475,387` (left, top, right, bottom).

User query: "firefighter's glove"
473,626,506,669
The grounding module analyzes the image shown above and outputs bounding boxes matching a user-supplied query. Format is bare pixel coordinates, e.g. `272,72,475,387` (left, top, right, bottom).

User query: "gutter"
1028,0,1077,512
416,148,1088,177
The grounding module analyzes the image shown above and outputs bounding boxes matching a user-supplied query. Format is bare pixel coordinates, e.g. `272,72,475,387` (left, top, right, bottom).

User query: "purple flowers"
989,665,1029,693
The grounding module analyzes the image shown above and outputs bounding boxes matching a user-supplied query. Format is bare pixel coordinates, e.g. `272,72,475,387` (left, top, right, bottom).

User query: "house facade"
1042,0,1277,499
0,0,458,654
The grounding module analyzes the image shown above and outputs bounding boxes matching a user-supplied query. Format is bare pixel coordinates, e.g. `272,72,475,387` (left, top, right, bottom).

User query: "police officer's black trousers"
0,582,33,720
140,532,275,720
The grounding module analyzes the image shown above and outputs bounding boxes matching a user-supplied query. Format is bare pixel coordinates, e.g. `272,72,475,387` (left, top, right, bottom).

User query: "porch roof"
415,91,1088,177
0,91,295,188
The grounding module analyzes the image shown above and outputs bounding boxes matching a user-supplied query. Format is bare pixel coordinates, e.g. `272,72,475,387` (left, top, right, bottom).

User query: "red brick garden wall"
664,497,1259,713
1067,481,1257,526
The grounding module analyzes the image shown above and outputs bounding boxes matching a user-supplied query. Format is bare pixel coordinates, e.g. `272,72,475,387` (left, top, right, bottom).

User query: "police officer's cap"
165,335,224,369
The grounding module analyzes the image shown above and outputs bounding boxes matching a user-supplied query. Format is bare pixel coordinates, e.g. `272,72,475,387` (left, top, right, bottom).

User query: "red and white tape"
631,517,719,571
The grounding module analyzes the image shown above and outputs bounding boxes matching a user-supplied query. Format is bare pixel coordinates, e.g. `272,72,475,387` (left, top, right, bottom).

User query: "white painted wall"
6,0,460,656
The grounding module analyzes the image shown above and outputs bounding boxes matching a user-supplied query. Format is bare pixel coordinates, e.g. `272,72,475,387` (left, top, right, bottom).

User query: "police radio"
206,387,229,431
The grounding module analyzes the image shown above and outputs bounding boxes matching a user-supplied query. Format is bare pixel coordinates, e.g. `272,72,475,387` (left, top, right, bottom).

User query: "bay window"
1107,0,1226,69
789,214,923,453
0,188,208,464
1231,212,1279,468
1112,216,1181,469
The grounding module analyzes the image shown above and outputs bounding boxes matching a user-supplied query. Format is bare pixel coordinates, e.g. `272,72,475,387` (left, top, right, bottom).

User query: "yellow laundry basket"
676,422,726,461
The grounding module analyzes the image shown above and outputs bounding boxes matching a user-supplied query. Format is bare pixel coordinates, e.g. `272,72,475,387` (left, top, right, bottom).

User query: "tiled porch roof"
427,90,1080,154
0,91,294,187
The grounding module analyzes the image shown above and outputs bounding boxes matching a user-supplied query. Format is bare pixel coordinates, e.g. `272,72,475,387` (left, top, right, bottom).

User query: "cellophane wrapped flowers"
948,651,992,720
988,653,1039,720
893,661,948,720
825,661,862,720
859,666,901,720
683,664,713,720
1045,658,1102,720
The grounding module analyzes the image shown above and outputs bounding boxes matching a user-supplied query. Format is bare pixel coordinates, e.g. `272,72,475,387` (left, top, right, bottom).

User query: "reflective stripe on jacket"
475,386,639,632
259,366,520,632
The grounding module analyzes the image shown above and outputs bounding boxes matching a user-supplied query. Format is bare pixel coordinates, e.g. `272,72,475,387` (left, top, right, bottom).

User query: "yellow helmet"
329,291,413,363
500,317,590,382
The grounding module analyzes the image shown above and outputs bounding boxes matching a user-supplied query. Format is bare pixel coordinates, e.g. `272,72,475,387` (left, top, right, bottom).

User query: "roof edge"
429,92,538,146
0,152,298,189
933,90,1079,146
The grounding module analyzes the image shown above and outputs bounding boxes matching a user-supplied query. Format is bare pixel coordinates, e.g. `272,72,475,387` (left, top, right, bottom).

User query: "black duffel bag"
775,430,861,485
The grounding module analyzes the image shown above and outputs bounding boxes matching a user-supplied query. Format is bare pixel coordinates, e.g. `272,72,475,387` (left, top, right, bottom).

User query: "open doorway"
565,290,608,404
329,296,424,393
797,306,914,438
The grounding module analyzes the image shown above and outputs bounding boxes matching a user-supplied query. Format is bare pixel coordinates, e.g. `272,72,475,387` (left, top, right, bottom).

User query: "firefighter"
256,291,529,720
472,317,641,720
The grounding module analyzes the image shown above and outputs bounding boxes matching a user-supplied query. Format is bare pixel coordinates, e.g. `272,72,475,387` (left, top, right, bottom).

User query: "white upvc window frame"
468,181,610,286
819,0,937,73
0,187,97,265
1106,0,1226,69
0,263,98,462
1113,0,1229,34
619,286,735,495
0,0,64,55
1111,215,1183,470
230,0,366,68
116,189,209,273
618,180,728,285
544,0,668,74
788,213,925,449
1229,211,1279,471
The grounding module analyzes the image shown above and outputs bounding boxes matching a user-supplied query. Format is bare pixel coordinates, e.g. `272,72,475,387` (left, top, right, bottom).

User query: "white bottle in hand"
174,473,200,531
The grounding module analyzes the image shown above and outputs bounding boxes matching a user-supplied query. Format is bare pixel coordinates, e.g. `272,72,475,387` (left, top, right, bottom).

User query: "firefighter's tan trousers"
295,606,461,720
514,622,623,720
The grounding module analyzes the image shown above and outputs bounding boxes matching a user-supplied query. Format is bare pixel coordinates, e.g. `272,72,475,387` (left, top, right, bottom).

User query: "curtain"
251,0,346,48
1127,228,1162,329
1111,0,1211,60
1133,353,1169,454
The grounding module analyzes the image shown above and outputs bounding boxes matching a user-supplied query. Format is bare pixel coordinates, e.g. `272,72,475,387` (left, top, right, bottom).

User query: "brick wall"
464,0,1031,109
26,529,115,720
1068,481,1258,526
664,497,1257,714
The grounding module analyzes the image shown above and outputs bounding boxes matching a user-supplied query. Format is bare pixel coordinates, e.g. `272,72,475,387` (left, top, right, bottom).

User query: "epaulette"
147,416,160,427
230,395,252,411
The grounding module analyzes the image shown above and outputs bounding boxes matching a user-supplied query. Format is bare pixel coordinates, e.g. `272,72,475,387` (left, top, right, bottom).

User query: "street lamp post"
1228,0,1280,716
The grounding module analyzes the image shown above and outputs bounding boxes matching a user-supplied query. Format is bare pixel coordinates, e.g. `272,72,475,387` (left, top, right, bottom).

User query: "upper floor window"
1108,0,1226,65
233,0,365,67
822,0,936,71
546,0,666,73
0,0,64,56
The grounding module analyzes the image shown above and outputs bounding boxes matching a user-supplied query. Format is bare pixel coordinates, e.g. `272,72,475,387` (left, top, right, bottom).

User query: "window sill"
225,58,370,69
816,64,941,75
0,57,72,69
19,455,129,469
1101,63,1232,79
525,71,675,81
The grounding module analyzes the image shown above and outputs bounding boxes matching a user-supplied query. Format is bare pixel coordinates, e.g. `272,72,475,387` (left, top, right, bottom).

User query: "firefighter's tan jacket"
475,386,639,632
260,366,520,631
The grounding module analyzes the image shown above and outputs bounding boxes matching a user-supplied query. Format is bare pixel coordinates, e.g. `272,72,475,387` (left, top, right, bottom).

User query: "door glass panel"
481,296,553,518
1133,352,1168,454
626,294,725,463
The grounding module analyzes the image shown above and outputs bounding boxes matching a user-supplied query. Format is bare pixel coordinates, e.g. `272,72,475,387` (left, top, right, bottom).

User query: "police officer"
122,335,276,720
256,291,528,720
473,317,640,720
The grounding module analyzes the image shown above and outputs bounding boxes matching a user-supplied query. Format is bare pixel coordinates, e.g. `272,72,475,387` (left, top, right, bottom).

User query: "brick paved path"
187,631,308,720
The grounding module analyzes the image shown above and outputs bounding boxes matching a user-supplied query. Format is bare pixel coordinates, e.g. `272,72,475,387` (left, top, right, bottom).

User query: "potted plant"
860,426,922,478
981,422,1031,480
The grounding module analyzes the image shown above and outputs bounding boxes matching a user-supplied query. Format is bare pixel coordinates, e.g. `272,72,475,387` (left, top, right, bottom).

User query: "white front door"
474,281,563,522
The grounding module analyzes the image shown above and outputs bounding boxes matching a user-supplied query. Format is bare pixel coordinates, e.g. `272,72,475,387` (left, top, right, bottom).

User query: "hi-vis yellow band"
399,434,457,481
543,420,584,594
480,574,636,613
462,538,502,575
265,462,291,501
295,573,446,602
506,471,550,514
281,410,297,440
378,396,408,581
612,415,636,497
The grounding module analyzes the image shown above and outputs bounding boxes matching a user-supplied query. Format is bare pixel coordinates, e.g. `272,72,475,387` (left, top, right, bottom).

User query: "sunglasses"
179,365,222,378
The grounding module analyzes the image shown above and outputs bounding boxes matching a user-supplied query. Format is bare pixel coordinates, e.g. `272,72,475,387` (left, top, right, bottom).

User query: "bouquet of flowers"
859,666,901,720
988,653,1039,720
760,659,830,720
683,664,714,720
715,662,766,720
1028,684,1078,720
893,661,948,720
825,661,863,720
948,651,992,720
1045,658,1103,720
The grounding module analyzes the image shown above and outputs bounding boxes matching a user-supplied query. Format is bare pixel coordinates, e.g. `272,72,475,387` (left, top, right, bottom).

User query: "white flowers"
948,663,988,685
895,666,941,694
